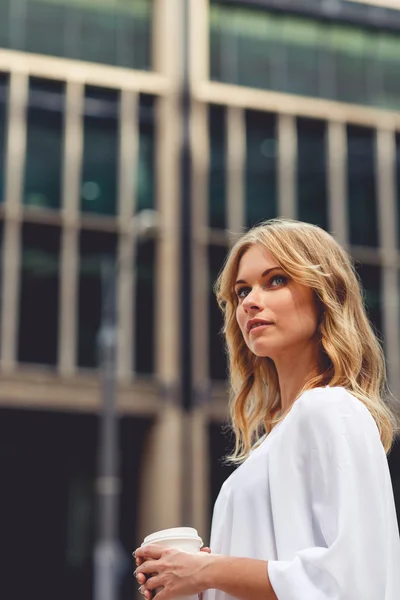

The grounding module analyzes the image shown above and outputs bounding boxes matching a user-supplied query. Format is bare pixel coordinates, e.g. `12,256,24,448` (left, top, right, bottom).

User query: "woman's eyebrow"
235,266,281,286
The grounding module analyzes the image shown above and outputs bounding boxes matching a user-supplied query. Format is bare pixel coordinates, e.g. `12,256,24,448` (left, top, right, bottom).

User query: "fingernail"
132,551,136,558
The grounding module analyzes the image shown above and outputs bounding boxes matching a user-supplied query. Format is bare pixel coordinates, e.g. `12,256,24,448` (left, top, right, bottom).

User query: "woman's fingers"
136,572,147,585
135,544,164,561
200,547,211,554
136,559,160,575
134,555,144,567
139,587,153,600
143,575,163,592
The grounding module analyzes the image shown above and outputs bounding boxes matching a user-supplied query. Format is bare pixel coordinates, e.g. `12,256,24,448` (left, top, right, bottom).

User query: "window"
135,239,155,374
210,6,282,91
77,229,117,369
24,1,70,59
347,126,378,247
378,33,400,111
81,87,119,216
18,223,61,365
297,118,328,230
24,78,65,210
0,3,9,49
209,244,228,381
282,16,321,98
137,95,155,213
330,24,372,106
0,73,7,204
209,105,226,230
209,2,400,110
245,111,277,228
0,0,152,71
78,0,152,70
355,262,383,343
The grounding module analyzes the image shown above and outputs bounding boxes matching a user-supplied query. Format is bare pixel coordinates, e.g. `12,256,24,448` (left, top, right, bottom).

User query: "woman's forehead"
236,245,279,278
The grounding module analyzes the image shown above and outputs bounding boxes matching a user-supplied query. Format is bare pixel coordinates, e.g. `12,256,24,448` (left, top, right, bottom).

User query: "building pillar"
137,405,184,543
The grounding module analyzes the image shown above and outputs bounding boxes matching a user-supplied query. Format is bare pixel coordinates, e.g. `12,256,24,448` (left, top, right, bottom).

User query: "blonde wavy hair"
215,218,399,463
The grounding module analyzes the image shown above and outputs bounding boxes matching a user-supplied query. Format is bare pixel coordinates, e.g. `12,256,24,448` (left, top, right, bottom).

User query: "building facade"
1,1,400,599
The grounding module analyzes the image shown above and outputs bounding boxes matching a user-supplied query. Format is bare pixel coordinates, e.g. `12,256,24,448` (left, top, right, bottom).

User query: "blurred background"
0,0,400,598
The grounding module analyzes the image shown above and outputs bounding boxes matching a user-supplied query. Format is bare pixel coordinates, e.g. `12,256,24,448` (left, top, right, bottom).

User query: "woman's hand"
134,544,213,600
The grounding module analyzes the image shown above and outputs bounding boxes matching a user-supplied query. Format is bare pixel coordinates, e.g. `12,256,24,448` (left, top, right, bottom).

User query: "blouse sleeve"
267,388,398,600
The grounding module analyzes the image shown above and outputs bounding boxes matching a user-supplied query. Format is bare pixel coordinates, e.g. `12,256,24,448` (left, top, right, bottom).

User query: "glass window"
210,7,284,91
0,73,8,204
137,95,155,213
24,0,70,59
209,244,228,381
245,111,277,228
0,3,9,49
378,33,400,111
330,25,371,106
396,133,400,248
355,262,383,343
81,87,119,216
347,126,378,247
77,0,152,70
2,0,152,71
24,78,65,210
18,223,61,365
297,118,328,230
77,229,117,369
135,239,155,374
282,16,321,98
209,105,226,230
209,2,400,110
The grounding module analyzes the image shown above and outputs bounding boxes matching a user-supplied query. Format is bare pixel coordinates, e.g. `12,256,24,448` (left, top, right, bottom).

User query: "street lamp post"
93,210,159,600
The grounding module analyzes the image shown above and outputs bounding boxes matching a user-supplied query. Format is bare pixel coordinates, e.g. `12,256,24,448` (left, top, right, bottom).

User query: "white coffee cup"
141,527,204,600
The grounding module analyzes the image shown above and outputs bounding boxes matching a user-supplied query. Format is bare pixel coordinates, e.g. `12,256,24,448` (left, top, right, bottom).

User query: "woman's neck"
274,344,321,413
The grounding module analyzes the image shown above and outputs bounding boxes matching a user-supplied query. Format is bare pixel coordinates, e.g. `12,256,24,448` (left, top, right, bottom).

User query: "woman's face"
235,244,320,360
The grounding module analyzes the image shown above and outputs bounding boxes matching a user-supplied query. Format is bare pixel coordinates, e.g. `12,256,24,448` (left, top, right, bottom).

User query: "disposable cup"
141,527,204,600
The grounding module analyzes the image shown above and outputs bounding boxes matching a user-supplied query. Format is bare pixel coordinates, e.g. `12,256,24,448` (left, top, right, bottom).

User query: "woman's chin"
249,342,275,358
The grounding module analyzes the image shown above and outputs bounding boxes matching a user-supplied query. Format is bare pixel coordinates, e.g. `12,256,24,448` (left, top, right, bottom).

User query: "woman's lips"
249,323,273,335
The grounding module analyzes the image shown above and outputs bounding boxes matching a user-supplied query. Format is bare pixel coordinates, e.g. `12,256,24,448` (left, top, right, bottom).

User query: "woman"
134,219,400,600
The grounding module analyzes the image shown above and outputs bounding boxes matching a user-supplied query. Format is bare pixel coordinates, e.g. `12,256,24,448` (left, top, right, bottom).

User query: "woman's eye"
236,287,250,298
270,275,286,287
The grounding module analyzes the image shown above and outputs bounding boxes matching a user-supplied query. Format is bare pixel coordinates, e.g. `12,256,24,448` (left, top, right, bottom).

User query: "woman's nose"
242,289,263,311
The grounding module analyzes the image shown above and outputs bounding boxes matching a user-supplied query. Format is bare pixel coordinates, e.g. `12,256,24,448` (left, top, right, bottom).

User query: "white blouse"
205,386,400,600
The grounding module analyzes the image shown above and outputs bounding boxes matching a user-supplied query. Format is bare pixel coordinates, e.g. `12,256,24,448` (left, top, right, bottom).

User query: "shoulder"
295,386,379,440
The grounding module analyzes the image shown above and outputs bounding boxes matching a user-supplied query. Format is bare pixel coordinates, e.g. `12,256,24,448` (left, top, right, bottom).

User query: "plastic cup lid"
142,527,203,546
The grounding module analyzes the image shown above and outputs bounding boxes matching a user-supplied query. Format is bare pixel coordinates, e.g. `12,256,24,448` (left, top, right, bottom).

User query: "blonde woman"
135,219,400,600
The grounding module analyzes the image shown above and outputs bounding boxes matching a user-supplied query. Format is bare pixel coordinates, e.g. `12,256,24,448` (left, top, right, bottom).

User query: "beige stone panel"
327,121,348,248
195,81,400,130
0,49,169,94
278,114,297,219
191,100,209,389
137,405,184,544
189,407,211,542
376,129,400,400
227,106,246,244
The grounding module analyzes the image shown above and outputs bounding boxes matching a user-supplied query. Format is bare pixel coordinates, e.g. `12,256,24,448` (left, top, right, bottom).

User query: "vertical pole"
93,257,122,600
